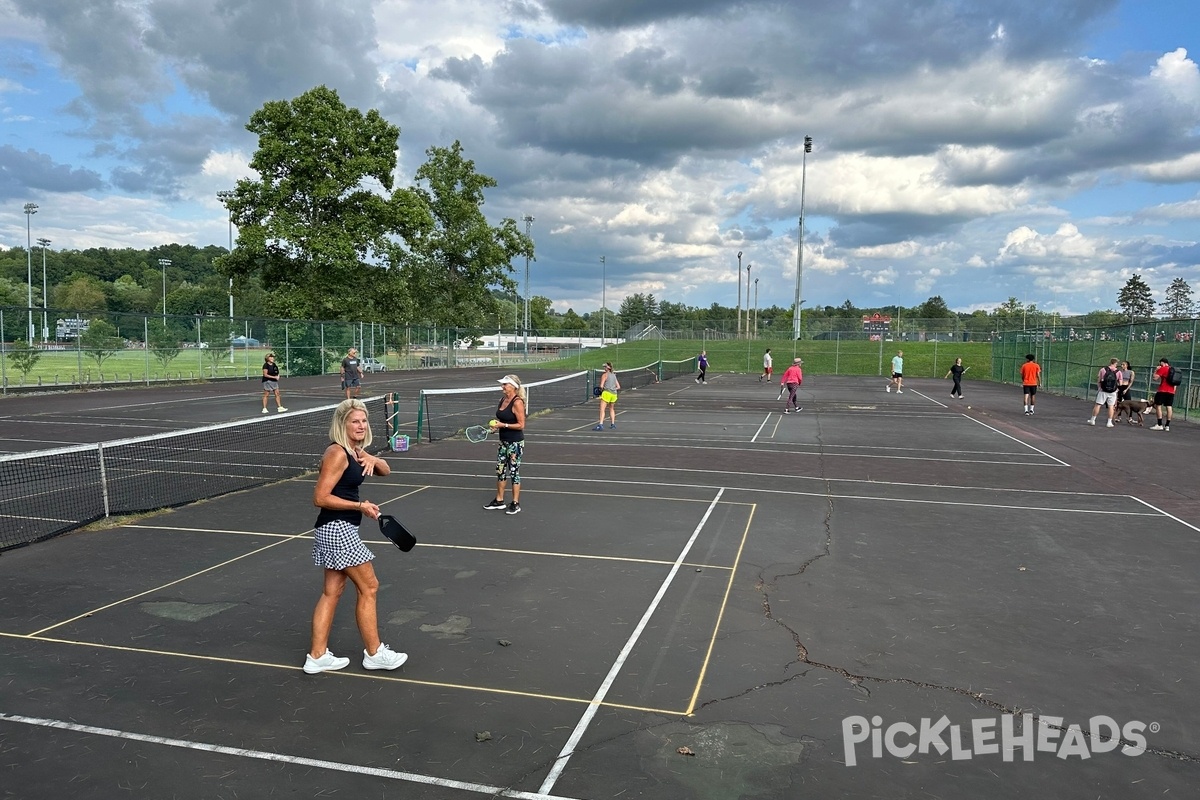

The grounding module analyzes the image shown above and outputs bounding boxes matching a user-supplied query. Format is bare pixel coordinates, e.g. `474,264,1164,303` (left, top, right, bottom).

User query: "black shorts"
1023,385,1037,396
892,372,903,379
1154,391,1175,408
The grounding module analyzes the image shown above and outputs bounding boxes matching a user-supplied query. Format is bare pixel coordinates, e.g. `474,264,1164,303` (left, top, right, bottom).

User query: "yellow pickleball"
489,419,499,427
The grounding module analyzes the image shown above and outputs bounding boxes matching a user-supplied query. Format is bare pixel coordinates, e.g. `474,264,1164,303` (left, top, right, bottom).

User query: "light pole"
745,263,752,339
23,203,38,343
753,277,759,338
522,215,534,353
600,255,606,347
736,251,743,337
217,190,236,362
793,135,812,340
158,258,172,328
37,237,51,342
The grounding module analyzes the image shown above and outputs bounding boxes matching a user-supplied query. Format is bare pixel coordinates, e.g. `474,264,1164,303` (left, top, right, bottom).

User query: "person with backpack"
1151,358,1181,431
1088,358,1122,427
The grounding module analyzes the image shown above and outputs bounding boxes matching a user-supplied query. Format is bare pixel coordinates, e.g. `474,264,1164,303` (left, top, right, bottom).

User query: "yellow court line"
26,532,309,637
0,631,688,716
685,502,756,715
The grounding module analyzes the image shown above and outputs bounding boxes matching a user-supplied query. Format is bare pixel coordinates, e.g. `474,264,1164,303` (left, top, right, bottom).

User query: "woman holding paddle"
304,399,406,675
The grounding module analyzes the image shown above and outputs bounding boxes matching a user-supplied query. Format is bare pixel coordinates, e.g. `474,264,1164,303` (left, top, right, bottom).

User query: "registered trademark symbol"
1149,722,1160,734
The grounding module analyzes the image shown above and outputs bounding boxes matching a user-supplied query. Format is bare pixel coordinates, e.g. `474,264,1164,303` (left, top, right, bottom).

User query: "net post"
416,390,427,442
97,442,111,519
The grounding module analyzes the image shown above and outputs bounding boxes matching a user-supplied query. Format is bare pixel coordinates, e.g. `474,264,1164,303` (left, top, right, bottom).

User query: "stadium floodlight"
736,251,743,337
218,190,236,362
600,255,606,347
522,215,533,353
37,238,51,342
23,203,38,343
158,258,172,328
793,135,812,340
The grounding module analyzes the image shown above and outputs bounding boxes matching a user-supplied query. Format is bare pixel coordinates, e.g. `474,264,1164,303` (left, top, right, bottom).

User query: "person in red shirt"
1151,358,1176,431
1019,354,1042,415
780,358,803,413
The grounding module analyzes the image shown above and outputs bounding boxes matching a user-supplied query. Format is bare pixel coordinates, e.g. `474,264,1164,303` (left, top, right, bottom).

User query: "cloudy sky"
2,0,1199,317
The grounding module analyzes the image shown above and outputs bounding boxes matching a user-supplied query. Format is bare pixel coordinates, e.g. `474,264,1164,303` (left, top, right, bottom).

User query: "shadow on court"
1,373,1198,799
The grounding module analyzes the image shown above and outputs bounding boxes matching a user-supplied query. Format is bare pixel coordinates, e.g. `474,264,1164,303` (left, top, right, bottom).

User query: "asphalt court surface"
2,372,1198,798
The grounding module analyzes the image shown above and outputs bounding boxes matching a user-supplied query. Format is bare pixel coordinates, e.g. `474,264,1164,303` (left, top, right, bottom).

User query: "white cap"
498,376,520,387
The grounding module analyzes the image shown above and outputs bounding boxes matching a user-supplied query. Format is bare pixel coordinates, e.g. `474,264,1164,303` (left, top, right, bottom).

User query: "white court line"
505,436,1058,467
1130,496,1200,534
0,713,579,800
961,414,1071,466
750,413,772,443
377,471,1159,518
537,488,726,795
389,458,1119,497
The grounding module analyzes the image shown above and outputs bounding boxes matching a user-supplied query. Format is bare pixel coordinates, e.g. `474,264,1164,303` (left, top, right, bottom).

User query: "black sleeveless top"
314,446,365,526
495,396,524,444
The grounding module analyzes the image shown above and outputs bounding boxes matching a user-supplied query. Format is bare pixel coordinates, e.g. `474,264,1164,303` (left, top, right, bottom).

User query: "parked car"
360,357,387,373
231,336,260,347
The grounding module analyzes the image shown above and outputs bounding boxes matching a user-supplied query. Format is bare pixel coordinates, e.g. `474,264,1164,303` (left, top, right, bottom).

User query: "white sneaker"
1150,424,1164,430
1087,418,1095,425
886,385,891,392
363,643,408,671
1106,420,1114,428
261,408,269,414
896,390,903,394
277,406,288,412
303,649,350,674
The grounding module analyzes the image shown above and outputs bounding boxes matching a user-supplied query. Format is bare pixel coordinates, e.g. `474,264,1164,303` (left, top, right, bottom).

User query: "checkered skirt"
312,519,375,570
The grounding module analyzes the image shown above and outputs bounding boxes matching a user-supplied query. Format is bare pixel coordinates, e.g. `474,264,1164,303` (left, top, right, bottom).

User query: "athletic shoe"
506,502,521,515
303,649,350,674
695,378,700,383
1106,420,1114,428
261,408,269,414
784,409,792,414
1024,411,1032,416
702,381,707,384
593,424,604,431
609,423,616,429
1164,426,1171,432
277,406,288,412
483,498,507,510
363,643,408,671
1151,424,1164,430
1087,418,1095,425
896,390,903,394
886,385,891,392
794,406,802,412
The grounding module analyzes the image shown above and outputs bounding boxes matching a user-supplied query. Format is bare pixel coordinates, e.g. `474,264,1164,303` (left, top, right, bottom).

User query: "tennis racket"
465,423,495,443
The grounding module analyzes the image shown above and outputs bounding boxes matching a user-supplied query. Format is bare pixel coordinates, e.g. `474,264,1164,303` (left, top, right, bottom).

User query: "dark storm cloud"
145,0,382,118
543,0,742,28
0,145,104,200
829,214,971,249
695,65,766,99
430,55,487,89
21,0,170,132
614,48,685,96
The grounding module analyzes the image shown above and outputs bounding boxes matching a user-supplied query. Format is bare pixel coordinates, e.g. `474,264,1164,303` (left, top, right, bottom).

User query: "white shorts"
1094,390,1118,407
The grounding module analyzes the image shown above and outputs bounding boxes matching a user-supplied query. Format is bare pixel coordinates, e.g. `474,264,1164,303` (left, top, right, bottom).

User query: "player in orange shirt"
1019,354,1042,415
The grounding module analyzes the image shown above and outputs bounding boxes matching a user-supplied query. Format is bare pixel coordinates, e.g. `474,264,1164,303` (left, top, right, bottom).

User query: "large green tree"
218,85,419,320
1162,277,1194,319
401,140,533,329
1116,274,1156,321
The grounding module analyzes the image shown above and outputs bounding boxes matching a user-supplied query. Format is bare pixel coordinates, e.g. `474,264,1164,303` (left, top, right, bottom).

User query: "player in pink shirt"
780,358,803,413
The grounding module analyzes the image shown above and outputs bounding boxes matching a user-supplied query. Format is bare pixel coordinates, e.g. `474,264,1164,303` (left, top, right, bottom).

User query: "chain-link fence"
992,319,1197,421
